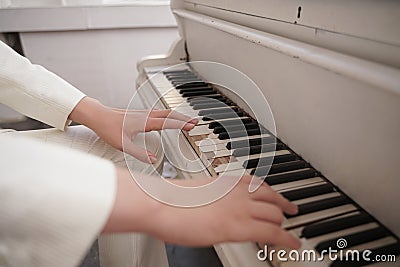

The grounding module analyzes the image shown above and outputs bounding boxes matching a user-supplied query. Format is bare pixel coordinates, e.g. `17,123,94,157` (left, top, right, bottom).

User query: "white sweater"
0,40,116,267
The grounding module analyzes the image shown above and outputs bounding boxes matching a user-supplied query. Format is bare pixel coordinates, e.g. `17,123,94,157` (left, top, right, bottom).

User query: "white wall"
20,27,178,108
0,3,178,123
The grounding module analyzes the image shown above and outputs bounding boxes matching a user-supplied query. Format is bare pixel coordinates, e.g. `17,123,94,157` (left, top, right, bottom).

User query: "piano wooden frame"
137,1,400,266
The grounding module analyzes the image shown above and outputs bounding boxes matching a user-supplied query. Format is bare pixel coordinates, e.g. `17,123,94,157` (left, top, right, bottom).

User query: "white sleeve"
0,40,86,130
0,134,116,267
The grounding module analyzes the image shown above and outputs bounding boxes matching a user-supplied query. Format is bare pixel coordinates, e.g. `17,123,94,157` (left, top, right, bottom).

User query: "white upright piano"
136,1,400,266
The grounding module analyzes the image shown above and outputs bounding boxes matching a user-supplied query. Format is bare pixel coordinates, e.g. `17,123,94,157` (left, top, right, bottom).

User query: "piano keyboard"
147,66,400,266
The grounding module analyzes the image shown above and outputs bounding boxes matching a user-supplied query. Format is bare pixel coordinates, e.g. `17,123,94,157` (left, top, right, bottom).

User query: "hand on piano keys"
69,96,198,164
152,174,301,249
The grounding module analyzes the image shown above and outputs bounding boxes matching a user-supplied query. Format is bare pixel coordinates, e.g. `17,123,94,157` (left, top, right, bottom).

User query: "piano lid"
182,0,400,46
167,0,400,236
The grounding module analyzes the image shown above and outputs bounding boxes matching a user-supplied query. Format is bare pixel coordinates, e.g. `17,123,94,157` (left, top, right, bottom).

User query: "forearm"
102,168,161,234
69,96,107,130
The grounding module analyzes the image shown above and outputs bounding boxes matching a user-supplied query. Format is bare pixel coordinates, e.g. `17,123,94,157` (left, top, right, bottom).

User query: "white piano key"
188,125,213,136
199,142,227,152
167,102,190,108
195,132,271,145
271,177,325,191
291,192,342,205
171,108,198,117
212,148,232,158
219,168,250,177
201,151,214,160
212,147,289,161
165,94,185,99
279,181,329,193
284,204,357,229
172,106,196,113
168,99,189,104
165,98,186,105
214,161,244,173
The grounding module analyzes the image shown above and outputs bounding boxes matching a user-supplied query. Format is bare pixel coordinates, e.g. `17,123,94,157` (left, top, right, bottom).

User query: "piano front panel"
175,13,400,238
183,0,400,60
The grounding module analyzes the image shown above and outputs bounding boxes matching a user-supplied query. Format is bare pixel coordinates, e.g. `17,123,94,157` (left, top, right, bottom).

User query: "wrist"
69,96,107,129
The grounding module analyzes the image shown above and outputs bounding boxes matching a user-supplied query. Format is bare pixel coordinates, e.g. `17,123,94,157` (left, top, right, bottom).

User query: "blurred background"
0,0,177,124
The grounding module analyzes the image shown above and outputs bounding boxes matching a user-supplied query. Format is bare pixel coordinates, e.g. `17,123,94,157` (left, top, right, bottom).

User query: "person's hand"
155,175,300,248
103,170,301,249
69,97,198,163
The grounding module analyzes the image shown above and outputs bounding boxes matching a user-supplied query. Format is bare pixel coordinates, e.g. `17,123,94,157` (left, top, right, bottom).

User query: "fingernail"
190,118,199,124
185,123,196,129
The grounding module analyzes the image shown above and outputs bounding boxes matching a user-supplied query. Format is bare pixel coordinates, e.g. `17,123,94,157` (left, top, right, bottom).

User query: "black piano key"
330,242,400,267
209,118,253,129
199,107,238,116
213,122,260,134
188,95,226,104
227,136,276,149
243,153,297,168
251,160,308,176
169,75,200,79
281,183,335,202
179,86,213,93
193,102,233,110
190,99,231,107
265,168,317,186
286,195,350,218
316,227,390,254
163,70,193,76
186,94,223,100
234,143,285,157
179,88,215,95
176,82,208,89
203,111,245,121
218,127,266,139
182,89,216,97
301,212,373,239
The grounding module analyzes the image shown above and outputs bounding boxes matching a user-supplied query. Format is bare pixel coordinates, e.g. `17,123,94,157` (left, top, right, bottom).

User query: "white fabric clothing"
4,126,169,267
0,133,116,267
0,40,85,130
